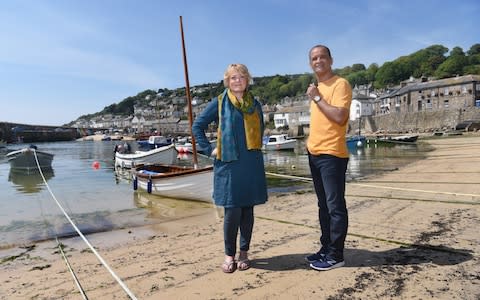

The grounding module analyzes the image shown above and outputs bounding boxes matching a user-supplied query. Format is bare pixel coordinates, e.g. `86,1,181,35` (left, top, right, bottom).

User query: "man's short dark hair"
309,45,331,59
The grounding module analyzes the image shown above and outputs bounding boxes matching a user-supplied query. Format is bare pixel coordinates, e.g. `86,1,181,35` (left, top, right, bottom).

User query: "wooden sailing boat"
132,16,214,202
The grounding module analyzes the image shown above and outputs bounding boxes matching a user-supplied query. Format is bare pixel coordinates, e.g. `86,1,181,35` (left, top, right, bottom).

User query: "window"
444,100,449,108
426,99,432,109
444,87,449,95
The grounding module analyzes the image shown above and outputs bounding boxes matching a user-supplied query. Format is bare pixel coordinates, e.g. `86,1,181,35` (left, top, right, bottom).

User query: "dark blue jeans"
308,153,349,261
224,207,254,256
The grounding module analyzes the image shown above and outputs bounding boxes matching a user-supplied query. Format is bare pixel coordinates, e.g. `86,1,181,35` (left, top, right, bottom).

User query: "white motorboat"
374,134,419,144
137,135,173,150
133,164,214,202
6,146,54,171
390,134,419,143
262,134,296,151
115,143,177,168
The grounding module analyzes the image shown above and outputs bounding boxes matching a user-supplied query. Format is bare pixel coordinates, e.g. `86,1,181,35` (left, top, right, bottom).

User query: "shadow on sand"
251,245,473,271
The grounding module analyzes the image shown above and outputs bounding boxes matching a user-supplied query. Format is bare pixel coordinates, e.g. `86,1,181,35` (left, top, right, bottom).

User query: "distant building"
350,85,376,121
373,75,480,115
273,99,310,129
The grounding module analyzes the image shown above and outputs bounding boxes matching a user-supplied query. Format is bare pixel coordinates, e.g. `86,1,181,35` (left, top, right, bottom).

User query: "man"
305,45,352,271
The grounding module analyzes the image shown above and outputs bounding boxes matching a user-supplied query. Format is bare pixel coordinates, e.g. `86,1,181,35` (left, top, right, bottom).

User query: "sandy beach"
1,134,479,299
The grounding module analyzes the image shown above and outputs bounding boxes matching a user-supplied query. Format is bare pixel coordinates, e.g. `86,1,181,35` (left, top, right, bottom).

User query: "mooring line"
56,237,89,300
349,182,480,198
33,150,138,300
256,216,473,256
265,172,480,198
347,194,480,205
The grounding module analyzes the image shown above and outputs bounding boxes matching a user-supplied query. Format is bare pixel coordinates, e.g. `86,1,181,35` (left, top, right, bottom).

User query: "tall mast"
179,16,198,168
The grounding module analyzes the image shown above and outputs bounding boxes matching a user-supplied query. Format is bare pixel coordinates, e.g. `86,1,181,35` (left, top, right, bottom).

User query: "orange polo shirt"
307,75,352,158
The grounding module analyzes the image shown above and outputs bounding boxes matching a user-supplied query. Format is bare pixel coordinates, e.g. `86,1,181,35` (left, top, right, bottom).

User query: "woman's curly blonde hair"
223,63,253,88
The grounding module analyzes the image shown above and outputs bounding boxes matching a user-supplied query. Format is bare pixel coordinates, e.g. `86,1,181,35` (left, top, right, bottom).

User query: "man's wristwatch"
313,95,322,103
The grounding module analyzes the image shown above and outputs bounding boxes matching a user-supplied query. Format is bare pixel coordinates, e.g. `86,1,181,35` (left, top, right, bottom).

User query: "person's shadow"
251,245,473,271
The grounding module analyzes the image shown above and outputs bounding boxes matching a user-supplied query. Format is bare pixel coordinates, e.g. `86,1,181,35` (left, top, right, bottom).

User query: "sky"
0,0,478,126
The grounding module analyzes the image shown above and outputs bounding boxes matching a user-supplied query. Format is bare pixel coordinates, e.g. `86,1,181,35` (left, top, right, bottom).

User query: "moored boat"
6,145,54,172
137,135,173,150
115,143,177,168
132,164,214,202
390,134,419,143
175,139,216,154
262,134,296,151
371,134,419,144
346,135,366,149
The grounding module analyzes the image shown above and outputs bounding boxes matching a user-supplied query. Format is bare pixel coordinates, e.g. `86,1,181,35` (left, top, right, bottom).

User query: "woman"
192,63,268,273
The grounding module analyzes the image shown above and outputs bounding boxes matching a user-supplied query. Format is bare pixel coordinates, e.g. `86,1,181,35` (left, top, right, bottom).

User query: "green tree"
347,70,369,87
463,64,480,75
467,44,480,56
375,60,410,88
366,63,379,82
434,47,468,78
351,63,366,72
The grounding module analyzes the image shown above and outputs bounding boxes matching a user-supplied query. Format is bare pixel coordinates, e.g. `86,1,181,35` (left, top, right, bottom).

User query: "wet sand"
1,134,479,299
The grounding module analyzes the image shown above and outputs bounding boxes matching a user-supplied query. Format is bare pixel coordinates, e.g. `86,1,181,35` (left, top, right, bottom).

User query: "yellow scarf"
216,89,262,161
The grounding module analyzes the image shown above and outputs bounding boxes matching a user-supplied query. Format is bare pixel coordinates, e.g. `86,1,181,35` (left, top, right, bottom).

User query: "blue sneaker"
305,251,326,263
309,258,345,271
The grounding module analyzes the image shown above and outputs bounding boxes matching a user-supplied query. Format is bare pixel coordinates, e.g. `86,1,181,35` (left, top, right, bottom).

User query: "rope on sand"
349,182,480,198
33,150,138,300
265,172,480,198
256,216,473,256
56,237,89,300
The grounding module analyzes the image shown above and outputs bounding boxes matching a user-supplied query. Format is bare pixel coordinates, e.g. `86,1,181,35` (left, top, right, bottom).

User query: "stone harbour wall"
355,107,480,134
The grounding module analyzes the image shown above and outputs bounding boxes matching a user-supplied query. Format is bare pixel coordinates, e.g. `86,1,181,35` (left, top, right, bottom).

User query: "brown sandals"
237,259,251,271
221,260,237,273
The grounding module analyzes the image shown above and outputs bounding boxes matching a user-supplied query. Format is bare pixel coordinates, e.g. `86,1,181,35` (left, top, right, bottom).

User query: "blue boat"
346,135,366,149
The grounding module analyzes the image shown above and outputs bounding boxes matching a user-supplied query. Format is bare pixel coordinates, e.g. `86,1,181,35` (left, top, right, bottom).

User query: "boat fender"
147,177,152,193
133,175,138,190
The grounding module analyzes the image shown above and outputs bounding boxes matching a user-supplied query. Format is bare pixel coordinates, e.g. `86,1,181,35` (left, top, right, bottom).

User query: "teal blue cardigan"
192,97,268,208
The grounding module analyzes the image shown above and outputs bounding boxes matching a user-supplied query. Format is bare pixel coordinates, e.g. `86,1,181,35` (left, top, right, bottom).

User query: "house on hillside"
131,115,146,133
273,102,310,129
262,103,276,123
350,85,376,121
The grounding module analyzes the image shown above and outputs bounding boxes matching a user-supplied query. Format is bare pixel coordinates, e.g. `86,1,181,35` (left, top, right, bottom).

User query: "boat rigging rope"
33,150,138,300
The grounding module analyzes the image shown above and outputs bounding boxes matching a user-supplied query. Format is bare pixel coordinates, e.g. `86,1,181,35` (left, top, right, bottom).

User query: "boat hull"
6,148,54,171
115,144,177,168
371,135,419,145
347,135,366,149
262,135,296,151
133,164,214,202
262,140,296,151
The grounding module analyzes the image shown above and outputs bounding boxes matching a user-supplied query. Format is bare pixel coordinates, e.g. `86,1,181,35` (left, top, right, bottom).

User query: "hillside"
71,43,480,124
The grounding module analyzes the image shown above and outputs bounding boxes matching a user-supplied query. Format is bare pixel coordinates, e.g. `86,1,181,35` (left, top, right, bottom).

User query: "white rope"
265,171,480,198
348,182,480,198
33,149,138,300
202,150,480,198
265,171,312,182
56,237,89,300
